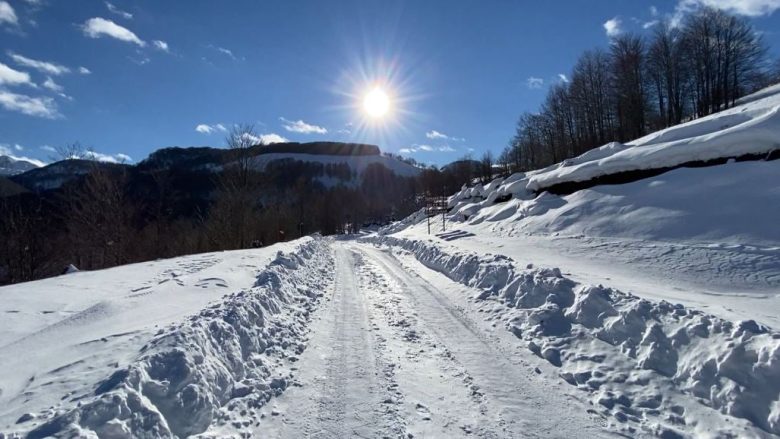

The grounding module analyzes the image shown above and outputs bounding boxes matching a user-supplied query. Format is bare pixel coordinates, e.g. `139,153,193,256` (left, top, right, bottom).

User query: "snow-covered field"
0,237,334,437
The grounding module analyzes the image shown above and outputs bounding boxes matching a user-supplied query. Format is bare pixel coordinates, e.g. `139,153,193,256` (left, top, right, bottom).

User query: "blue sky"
1,0,779,166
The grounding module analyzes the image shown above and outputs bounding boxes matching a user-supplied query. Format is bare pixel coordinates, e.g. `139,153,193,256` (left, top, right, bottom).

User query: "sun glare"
363,87,390,118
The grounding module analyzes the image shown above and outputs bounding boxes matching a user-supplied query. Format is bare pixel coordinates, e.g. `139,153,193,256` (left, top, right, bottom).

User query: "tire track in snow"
260,245,404,438
355,243,612,439
353,247,505,438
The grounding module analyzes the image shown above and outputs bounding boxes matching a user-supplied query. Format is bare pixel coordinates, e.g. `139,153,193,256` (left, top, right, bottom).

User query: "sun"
363,87,390,118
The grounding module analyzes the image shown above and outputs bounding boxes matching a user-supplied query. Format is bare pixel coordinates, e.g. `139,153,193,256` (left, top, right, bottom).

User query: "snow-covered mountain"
0,155,42,176
8,159,127,192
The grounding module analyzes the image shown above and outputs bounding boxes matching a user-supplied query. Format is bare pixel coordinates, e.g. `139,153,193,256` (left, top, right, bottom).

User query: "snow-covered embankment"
22,239,334,439
365,235,780,437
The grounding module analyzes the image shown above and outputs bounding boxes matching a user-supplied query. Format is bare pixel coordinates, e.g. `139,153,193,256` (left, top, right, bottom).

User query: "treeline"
0,129,476,286
499,6,780,172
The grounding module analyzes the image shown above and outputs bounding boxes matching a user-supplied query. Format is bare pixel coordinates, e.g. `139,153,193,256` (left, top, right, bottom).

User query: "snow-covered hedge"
367,235,780,437
26,239,334,439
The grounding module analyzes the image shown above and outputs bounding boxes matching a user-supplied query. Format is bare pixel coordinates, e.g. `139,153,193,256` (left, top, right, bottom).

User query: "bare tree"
206,124,265,249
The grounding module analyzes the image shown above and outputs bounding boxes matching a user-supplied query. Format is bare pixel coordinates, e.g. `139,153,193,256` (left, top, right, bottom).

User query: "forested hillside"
0,128,481,285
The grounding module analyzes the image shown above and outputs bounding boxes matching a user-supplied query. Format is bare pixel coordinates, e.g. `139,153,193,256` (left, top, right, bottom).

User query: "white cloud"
426,130,448,140
195,123,228,134
604,17,622,37
558,73,570,83
0,145,46,166
0,62,32,86
40,145,56,153
643,20,660,28
105,2,133,19
240,132,288,144
0,89,60,118
82,17,145,47
258,133,288,144
280,117,327,134
526,77,544,89
152,40,169,52
78,66,91,75
677,0,780,16
400,143,455,154
650,5,659,16
41,77,65,93
83,150,132,163
14,143,22,151
425,129,465,142
0,1,17,26
9,52,71,75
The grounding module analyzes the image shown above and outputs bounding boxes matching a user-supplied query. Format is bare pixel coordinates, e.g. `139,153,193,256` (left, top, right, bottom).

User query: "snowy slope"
370,84,780,437
0,155,42,176
479,83,780,195
0,237,334,437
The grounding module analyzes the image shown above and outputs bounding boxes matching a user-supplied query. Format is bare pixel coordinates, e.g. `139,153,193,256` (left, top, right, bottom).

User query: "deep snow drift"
0,237,334,438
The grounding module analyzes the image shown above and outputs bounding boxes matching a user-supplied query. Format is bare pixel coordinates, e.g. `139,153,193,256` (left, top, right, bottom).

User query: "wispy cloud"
280,117,327,134
526,77,544,89
195,123,227,134
0,1,18,26
0,61,33,86
9,52,71,75
206,45,241,61
603,17,622,37
84,150,132,163
558,73,570,83
82,17,145,47
152,40,169,52
105,2,133,20
425,129,465,142
42,77,63,93
677,0,780,16
245,133,288,144
78,66,91,75
0,89,59,118
425,130,447,140
400,143,455,154
643,20,660,28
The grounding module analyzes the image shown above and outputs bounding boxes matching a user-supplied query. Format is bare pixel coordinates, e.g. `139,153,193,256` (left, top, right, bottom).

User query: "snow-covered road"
261,241,610,438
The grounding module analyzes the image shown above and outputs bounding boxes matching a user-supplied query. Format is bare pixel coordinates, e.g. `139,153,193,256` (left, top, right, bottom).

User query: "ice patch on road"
23,239,334,439
367,235,780,437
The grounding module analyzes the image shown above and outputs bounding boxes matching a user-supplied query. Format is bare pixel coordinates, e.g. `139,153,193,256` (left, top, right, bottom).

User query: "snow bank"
22,239,334,439
367,235,780,437
445,83,780,215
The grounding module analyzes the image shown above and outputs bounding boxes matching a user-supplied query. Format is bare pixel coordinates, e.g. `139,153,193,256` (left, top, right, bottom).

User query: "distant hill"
10,142,419,193
10,159,129,192
0,155,41,176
